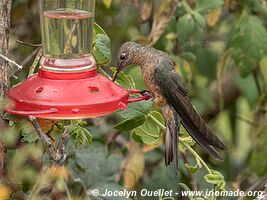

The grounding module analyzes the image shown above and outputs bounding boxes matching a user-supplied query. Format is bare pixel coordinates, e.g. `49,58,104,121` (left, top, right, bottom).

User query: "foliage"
231,13,267,77
65,120,93,147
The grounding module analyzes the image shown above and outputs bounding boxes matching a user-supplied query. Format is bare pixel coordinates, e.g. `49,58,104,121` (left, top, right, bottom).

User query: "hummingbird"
113,42,227,168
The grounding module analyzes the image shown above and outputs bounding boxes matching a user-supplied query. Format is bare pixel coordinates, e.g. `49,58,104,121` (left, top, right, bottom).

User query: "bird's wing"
154,60,227,161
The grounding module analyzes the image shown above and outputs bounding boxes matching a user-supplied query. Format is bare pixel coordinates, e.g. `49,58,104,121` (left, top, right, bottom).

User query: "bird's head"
117,42,141,70
113,42,141,81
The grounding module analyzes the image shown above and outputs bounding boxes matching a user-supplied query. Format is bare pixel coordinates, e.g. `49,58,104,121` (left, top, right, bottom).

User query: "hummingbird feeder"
6,0,147,119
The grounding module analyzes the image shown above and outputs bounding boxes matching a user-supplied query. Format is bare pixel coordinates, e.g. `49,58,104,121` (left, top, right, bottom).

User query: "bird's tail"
162,106,180,168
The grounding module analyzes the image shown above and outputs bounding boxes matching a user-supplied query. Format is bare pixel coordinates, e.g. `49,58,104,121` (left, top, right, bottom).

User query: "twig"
235,114,259,127
29,116,69,165
29,116,54,147
147,113,165,130
253,68,262,96
27,167,49,200
182,142,212,174
56,129,70,166
38,184,53,196
28,48,43,77
21,47,41,67
0,53,23,70
16,39,42,47
64,20,78,54
63,179,73,200
8,64,18,79
28,117,70,198
181,152,199,191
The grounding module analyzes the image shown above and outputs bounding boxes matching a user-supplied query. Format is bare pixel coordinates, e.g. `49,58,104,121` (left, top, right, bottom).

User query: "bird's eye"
120,53,127,61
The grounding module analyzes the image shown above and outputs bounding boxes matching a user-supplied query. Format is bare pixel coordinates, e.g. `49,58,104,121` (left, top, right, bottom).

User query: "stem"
63,179,73,200
29,116,60,164
148,113,212,174
181,1,195,15
64,20,78,54
182,142,212,174
181,152,199,191
16,40,42,47
28,167,50,200
235,114,258,127
147,114,166,130
0,53,23,70
28,48,43,77
253,68,262,96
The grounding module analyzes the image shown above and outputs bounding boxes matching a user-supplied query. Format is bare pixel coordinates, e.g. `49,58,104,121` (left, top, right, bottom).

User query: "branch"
21,47,41,67
29,116,69,166
28,48,43,77
181,152,199,191
0,0,13,177
16,40,42,47
0,53,23,71
28,117,70,198
252,67,262,97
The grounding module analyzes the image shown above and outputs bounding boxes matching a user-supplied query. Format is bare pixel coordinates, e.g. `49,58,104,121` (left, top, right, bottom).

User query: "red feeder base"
5,67,146,119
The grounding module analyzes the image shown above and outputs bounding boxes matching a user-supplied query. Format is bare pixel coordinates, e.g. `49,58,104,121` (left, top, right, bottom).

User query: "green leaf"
18,121,39,143
177,12,205,42
103,0,112,9
133,111,164,145
94,22,108,36
93,34,111,65
234,74,260,106
177,14,195,42
193,12,206,28
179,183,191,192
232,14,267,77
113,100,153,131
204,170,226,190
185,163,199,174
191,12,206,40
180,52,197,62
196,0,223,13
113,116,147,131
66,124,93,147
67,142,127,199
117,100,153,119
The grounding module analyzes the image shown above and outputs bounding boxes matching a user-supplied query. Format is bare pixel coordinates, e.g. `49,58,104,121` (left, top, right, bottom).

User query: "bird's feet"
140,89,153,100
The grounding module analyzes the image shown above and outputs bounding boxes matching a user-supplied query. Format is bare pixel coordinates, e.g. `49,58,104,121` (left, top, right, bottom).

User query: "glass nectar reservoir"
39,0,95,72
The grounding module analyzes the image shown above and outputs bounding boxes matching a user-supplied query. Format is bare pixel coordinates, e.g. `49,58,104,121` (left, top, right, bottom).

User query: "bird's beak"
112,63,122,82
